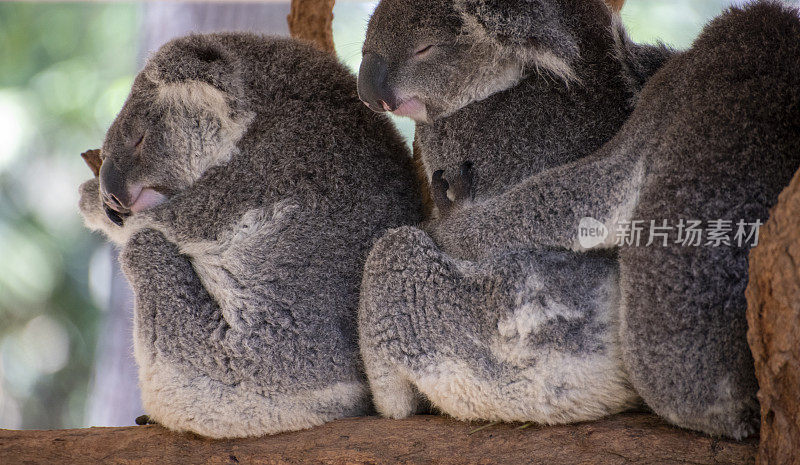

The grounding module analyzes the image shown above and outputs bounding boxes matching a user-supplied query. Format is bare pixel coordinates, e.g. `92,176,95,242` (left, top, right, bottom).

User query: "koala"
356,0,670,426
358,0,800,439
359,227,641,423
78,33,422,438
358,0,671,197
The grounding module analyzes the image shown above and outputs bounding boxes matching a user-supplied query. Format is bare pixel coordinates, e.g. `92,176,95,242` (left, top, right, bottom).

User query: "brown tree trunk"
0,413,756,465
747,167,800,465
412,138,435,219
287,0,336,53
606,0,626,12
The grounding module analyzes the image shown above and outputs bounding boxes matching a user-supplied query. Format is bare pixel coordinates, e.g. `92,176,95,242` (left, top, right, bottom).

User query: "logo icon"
578,217,608,249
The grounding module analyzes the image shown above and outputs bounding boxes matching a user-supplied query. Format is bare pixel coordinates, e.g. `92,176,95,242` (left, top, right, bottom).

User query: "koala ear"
145,35,243,97
457,0,580,64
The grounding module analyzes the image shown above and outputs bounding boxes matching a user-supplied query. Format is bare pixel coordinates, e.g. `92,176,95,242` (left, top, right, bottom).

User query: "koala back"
138,33,422,244
615,1,800,438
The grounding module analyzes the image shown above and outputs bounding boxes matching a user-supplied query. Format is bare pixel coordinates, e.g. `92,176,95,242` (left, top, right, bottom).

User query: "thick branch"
607,0,626,12
746,167,800,465
0,414,756,464
287,0,335,54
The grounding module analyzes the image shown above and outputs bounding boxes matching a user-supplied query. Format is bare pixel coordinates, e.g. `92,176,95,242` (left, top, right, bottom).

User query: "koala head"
96,34,254,226
357,0,617,123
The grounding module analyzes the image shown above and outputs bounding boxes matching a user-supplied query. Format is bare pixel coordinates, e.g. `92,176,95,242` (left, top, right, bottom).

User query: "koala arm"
120,228,241,382
78,171,244,376
428,147,642,260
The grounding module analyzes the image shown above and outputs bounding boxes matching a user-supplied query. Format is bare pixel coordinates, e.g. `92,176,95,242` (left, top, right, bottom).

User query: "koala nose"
357,52,397,112
99,158,132,213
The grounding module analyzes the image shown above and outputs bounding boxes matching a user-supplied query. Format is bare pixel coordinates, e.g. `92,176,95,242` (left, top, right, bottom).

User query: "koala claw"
135,415,157,426
104,204,127,227
431,161,474,218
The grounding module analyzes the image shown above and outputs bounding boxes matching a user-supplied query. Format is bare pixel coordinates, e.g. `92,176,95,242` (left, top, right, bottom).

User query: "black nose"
99,158,131,214
357,52,397,112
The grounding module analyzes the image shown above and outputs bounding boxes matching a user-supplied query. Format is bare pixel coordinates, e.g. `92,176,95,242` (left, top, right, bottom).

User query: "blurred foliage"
0,2,140,429
2,0,795,430
624,0,756,48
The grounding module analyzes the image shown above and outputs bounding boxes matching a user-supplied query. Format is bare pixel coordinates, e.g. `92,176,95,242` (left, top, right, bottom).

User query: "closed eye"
133,133,145,148
414,44,434,57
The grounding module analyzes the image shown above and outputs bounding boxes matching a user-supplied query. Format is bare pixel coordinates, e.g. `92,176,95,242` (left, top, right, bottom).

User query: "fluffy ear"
144,35,243,98
457,0,580,63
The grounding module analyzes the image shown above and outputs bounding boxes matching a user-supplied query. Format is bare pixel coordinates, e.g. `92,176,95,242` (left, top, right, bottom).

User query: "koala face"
96,35,253,225
357,0,586,123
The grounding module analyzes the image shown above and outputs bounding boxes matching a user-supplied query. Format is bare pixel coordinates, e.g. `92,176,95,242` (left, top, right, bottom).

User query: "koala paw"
431,161,474,219
104,204,127,227
135,415,158,426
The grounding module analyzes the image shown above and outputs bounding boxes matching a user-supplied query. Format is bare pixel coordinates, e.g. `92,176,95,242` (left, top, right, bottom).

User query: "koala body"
357,0,668,425
79,33,421,438
358,0,800,438
359,227,640,423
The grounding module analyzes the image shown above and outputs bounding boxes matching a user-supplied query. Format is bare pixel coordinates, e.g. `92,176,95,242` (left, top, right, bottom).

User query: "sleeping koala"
358,0,671,196
357,0,667,426
358,0,800,439
79,33,422,438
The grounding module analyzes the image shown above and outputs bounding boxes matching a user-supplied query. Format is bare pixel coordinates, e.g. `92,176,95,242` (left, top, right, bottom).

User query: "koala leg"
619,244,759,439
120,229,365,438
360,226,640,424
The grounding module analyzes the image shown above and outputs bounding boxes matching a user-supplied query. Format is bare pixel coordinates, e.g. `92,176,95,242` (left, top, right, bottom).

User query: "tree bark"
288,0,336,53
607,0,625,12
746,167,800,465
0,413,757,465
412,138,436,218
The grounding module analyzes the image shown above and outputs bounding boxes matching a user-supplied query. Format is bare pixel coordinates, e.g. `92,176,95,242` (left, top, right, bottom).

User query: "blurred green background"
0,0,788,429
0,3,140,428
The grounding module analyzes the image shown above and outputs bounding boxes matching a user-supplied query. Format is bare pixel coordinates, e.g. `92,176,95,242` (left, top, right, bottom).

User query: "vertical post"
288,0,336,54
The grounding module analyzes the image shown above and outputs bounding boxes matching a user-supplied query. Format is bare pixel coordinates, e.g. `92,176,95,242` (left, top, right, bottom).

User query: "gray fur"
358,0,800,438
359,227,639,423
79,33,421,438
357,0,668,426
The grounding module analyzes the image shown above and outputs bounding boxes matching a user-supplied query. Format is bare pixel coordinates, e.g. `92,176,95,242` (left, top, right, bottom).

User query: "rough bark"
287,0,335,53
80,149,102,177
746,167,800,465
0,413,756,465
412,138,435,219
607,0,625,12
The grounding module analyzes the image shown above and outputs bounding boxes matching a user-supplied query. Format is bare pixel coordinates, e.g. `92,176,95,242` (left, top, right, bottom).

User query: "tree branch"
0,414,756,464
607,0,626,12
287,0,336,54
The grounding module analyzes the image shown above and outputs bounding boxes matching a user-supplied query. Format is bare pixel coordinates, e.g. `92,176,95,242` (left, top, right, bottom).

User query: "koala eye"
414,44,435,57
133,133,145,149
